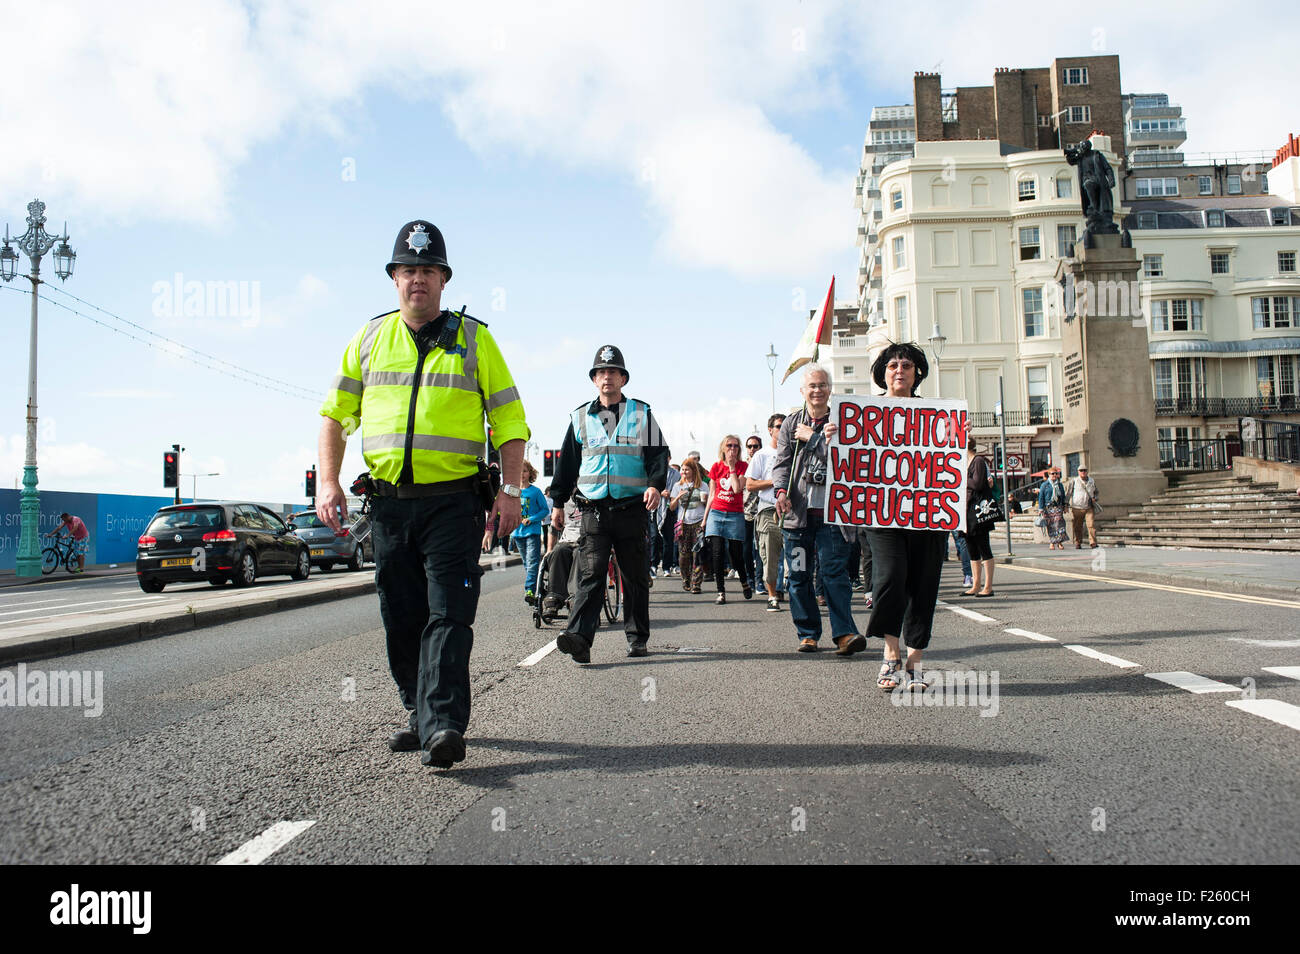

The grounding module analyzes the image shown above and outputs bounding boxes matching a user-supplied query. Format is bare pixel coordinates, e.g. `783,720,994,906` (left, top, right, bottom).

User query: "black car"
136,502,311,593
286,510,373,571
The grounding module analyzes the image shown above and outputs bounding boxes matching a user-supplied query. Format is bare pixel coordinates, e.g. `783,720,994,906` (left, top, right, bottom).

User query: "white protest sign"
826,395,970,532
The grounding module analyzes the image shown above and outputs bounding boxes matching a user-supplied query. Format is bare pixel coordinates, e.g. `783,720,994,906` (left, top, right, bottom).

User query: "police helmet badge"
600,346,615,362
405,224,430,254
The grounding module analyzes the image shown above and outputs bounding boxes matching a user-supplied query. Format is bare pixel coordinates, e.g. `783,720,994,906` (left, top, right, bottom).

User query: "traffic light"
994,445,1004,471
305,468,317,498
163,451,178,488
543,449,555,477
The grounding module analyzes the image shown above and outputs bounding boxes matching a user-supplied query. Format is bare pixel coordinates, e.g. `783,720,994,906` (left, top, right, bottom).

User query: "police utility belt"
575,494,642,514
364,457,499,511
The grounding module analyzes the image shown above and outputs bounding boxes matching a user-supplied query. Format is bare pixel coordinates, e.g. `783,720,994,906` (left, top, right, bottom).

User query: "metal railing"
969,409,1063,428
1158,438,1230,470
1156,396,1299,417
1240,418,1300,463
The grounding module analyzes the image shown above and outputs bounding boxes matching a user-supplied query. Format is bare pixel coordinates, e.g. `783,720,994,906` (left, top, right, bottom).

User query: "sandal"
877,658,902,690
905,669,930,691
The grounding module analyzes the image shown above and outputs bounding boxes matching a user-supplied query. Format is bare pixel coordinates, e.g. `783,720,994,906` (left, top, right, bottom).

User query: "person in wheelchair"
541,498,583,619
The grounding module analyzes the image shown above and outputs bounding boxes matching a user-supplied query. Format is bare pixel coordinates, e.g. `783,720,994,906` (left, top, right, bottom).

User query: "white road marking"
0,595,168,618
1004,627,1056,642
1000,563,1300,608
216,820,317,865
1224,699,1300,733
1063,644,1141,669
1263,666,1300,682
1226,638,1300,647
1145,671,1239,694
941,604,998,624
0,598,65,609
518,640,557,667
0,598,166,625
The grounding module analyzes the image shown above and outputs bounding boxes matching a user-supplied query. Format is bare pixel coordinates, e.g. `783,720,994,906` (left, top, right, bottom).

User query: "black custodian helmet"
589,344,629,381
386,220,452,279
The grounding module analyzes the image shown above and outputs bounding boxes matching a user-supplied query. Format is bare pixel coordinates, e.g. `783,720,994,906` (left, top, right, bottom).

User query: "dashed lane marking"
1263,666,1300,682
518,640,557,667
1224,699,1300,733
999,563,1300,609
1003,627,1056,642
1145,671,1239,694
216,820,317,865
1063,644,1141,669
0,597,166,622
936,601,997,624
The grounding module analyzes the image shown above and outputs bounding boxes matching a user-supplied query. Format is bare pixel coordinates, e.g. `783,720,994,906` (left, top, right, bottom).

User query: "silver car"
286,510,373,572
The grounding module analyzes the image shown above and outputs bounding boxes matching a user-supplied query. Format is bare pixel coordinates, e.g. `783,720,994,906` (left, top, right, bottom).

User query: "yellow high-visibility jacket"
320,310,529,484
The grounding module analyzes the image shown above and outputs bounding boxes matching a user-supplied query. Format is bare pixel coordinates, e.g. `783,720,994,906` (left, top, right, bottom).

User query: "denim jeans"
782,512,858,642
949,530,971,578
517,533,542,593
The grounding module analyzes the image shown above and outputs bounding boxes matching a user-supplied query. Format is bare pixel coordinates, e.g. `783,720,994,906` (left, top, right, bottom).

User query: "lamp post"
1,200,76,577
927,322,947,397
765,344,778,414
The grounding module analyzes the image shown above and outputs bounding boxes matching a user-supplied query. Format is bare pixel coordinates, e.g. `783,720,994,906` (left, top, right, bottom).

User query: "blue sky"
1,1,1294,504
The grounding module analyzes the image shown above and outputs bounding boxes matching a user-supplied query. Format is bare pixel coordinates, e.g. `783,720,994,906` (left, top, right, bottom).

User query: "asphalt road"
1,557,1296,864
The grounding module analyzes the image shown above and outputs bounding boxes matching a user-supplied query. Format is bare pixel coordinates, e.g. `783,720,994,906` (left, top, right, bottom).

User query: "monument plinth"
1055,232,1167,516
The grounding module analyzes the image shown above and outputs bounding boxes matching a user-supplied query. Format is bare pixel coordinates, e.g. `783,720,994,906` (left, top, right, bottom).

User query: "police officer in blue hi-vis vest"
548,345,669,662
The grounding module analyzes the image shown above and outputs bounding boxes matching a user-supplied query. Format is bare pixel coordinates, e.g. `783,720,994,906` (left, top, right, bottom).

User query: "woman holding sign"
863,343,947,692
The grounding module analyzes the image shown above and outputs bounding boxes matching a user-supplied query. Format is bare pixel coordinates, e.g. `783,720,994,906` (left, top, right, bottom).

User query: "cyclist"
45,512,89,573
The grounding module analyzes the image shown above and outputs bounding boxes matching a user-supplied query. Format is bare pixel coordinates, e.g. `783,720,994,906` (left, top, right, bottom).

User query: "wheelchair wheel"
533,553,550,628
604,553,621,623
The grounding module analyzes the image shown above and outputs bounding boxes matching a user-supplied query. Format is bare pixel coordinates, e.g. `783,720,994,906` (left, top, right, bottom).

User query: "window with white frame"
1252,296,1299,329
1143,254,1163,278
894,296,909,341
1027,367,1049,420
1137,212,1158,229
1056,176,1073,199
1019,226,1041,261
1151,299,1203,332
1154,359,1206,401
1279,251,1296,273
1198,176,1212,195
1209,250,1229,273
1063,67,1089,85
891,189,904,211
1018,178,1036,201
1258,355,1298,398
1207,210,1225,228
843,365,855,377
1136,178,1179,197
1067,105,1091,124
1227,175,1242,194
1154,361,1172,400
891,235,906,269
1057,224,1077,257
1023,287,1045,337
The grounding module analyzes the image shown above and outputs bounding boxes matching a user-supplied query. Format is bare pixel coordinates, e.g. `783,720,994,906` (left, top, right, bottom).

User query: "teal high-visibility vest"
572,399,650,501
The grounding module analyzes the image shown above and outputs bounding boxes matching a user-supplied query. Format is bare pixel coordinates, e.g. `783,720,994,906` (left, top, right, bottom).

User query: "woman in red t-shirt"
702,434,752,604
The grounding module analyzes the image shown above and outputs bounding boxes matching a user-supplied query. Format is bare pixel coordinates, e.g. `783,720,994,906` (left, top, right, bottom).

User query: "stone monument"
1055,134,1167,518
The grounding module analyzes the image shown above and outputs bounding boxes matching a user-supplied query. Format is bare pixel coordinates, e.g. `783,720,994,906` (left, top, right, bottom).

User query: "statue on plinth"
1064,138,1118,241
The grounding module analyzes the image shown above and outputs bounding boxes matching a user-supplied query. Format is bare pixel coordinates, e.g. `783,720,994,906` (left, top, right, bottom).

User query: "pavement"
0,550,522,665
992,539,1300,600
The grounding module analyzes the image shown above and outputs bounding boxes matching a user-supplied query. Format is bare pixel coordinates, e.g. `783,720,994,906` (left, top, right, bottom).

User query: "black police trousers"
565,503,650,647
371,491,484,743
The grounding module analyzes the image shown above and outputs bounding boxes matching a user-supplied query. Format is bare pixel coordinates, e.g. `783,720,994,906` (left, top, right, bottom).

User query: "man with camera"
771,364,863,655
317,219,528,769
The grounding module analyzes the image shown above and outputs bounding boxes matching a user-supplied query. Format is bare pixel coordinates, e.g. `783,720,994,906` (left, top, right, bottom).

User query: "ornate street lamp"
765,344,778,414
927,322,947,397
1,200,76,576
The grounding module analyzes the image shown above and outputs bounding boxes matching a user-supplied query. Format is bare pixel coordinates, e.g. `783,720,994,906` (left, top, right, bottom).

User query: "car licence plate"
161,557,193,568
310,549,326,556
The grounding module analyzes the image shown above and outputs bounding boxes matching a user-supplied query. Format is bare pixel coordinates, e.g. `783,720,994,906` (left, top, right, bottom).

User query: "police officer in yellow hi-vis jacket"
317,220,528,769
